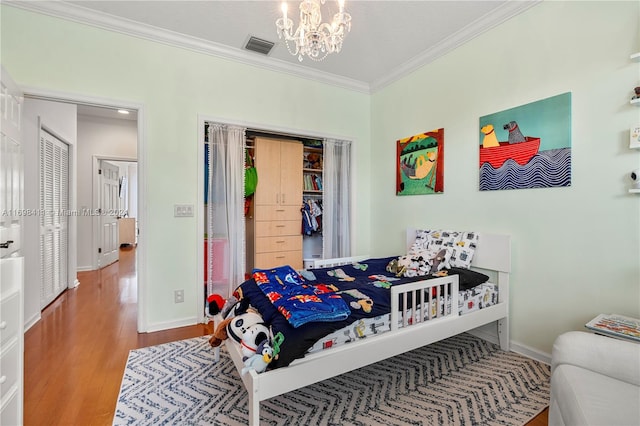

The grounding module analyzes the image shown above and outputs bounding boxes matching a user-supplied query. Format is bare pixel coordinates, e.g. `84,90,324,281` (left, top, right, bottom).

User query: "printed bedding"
237,256,492,369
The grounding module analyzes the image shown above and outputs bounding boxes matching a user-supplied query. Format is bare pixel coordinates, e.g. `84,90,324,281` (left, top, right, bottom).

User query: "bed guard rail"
390,274,460,331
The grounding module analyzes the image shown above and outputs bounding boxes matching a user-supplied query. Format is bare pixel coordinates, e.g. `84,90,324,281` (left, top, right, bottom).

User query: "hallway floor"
24,248,212,425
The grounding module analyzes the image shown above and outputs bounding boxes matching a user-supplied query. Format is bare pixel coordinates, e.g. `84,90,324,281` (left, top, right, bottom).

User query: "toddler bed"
213,228,511,425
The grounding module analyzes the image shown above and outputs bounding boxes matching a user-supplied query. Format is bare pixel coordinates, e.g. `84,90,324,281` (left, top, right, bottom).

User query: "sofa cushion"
551,364,640,426
552,331,640,387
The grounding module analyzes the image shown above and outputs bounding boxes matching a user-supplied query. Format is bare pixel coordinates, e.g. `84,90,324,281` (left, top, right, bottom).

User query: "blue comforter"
252,265,351,328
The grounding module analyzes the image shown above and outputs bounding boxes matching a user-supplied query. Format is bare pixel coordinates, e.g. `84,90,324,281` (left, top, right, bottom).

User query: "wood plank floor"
24,248,213,426
24,247,548,425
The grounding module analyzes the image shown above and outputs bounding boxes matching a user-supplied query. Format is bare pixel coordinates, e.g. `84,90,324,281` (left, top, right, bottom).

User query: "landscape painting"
396,128,444,196
479,93,572,191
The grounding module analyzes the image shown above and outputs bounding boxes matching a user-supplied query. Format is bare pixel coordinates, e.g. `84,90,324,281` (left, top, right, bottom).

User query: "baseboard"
77,265,94,272
145,316,200,333
509,339,551,365
468,324,551,365
24,312,41,333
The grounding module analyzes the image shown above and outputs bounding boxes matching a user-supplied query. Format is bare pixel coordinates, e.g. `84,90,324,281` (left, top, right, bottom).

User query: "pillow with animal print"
448,232,479,269
410,229,459,254
430,230,462,248
409,229,433,254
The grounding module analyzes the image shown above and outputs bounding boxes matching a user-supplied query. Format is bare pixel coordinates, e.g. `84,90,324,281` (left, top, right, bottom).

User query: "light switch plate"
174,204,194,217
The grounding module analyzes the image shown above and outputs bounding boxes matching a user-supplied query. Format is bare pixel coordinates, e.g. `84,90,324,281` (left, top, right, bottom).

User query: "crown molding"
7,0,540,95
371,0,542,93
5,1,371,94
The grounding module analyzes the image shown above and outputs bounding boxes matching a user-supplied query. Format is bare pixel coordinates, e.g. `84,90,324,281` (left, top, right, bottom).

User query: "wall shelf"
631,52,640,62
631,98,640,107
629,189,640,194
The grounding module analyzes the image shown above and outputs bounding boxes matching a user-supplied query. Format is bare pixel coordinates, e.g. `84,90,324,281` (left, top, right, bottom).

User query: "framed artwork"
479,92,571,191
396,128,444,195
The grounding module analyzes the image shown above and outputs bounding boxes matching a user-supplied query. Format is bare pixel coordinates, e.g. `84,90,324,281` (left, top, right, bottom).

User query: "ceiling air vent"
244,36,275,56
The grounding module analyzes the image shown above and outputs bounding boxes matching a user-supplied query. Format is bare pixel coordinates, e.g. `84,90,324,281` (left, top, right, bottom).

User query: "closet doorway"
200,118,354,315
39,128,70,308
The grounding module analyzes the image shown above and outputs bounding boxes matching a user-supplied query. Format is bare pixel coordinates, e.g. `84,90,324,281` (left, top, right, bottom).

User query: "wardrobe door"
253,138,281,206
279,141,303,207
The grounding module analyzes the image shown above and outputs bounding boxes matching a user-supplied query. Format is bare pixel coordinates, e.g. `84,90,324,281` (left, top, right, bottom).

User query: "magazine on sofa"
585,314,640,342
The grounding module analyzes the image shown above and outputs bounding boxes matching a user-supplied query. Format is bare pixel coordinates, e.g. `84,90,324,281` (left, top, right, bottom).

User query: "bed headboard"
405,228,511,273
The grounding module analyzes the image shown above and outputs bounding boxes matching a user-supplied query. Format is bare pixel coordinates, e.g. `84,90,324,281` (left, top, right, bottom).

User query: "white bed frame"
214,229,511,425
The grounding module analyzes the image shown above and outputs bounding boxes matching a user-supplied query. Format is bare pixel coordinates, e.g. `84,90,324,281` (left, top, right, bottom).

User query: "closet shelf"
303,168,323,173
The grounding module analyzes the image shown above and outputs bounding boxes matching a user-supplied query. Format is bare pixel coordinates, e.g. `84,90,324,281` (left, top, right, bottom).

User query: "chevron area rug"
113,333,550,426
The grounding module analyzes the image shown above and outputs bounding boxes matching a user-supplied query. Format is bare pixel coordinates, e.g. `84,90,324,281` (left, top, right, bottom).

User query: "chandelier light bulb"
276,0,351,62
281,3,288,26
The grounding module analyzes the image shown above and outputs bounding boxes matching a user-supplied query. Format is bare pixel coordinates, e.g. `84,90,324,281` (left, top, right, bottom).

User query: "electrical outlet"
174,289,184,303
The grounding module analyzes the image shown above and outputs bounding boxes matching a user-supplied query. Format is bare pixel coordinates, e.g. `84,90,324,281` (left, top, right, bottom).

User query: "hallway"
24,248,212,425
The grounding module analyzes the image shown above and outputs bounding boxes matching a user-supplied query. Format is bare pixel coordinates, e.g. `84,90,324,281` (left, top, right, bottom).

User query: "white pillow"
449,232,479,269
410,229,479,269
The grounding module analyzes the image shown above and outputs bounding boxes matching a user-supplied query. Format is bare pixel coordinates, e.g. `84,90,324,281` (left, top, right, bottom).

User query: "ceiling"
77,104,138,121
13,0,540,93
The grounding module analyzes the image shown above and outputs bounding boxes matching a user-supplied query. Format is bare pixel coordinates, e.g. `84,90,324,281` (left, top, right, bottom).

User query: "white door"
0,65,25,426
0,68,23,258
98,160,119,268
39,129,69,308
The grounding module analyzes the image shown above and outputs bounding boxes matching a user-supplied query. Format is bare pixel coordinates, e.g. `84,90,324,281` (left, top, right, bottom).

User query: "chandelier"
276,0,352,62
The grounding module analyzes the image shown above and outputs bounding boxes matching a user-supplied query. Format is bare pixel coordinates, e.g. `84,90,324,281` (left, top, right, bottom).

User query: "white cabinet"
0,257,24,426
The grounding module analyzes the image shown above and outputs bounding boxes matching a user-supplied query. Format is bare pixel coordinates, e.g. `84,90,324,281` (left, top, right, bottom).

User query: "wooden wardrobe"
250,137,303,270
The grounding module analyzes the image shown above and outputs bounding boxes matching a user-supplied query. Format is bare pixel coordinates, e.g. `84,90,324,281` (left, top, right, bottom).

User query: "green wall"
370,1,640,355
1,5,371,330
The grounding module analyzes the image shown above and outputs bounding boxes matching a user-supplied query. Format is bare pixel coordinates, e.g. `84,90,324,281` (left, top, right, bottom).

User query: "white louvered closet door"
39,129,69,308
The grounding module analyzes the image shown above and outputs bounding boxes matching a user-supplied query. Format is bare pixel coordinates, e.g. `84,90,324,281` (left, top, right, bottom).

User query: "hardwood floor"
24,248,212,426
24,247,548,425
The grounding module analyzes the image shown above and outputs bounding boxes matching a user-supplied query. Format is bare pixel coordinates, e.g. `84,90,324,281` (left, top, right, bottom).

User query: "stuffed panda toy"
240,322,270,360
227,311,265,344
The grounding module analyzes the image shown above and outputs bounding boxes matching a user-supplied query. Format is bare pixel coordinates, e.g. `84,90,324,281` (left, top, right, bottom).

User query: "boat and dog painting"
479,92,572,191
396,128,444,195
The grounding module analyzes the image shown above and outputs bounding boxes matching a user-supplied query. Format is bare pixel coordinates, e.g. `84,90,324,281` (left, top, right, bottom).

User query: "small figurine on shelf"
633,87,640,100
306,152,323,170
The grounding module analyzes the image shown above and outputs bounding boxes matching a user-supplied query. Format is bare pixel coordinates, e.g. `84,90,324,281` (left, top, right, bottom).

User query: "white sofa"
549,331,640,426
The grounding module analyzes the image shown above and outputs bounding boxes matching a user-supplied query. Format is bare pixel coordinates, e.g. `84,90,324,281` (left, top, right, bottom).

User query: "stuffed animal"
208,317,233,347
241,340,274,375
428,249,449,275
227,310,264,343
306,152,323,169
239,322,270,359
633,87,640,100
208,309,264,347
206,293,225,317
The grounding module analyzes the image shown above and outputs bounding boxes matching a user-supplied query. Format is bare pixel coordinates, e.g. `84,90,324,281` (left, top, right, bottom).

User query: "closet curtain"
322,138,351,258
207,123,246,299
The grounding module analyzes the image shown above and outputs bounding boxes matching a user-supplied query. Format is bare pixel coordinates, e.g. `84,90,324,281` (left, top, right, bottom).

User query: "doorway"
22,93,146,331
93,158,139,269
